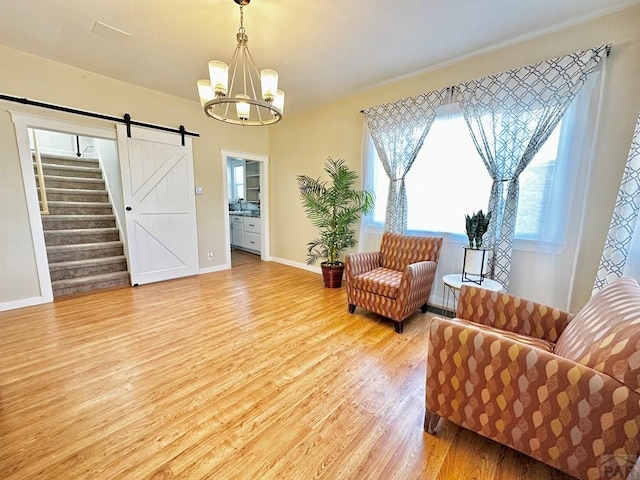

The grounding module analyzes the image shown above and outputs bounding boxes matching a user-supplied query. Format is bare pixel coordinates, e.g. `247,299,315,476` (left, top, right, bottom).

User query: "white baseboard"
199,264,231,275
0,296,50,312
270,257,321,275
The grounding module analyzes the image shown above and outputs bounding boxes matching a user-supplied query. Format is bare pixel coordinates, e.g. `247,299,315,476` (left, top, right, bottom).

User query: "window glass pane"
372,157,389,224
234,165,245,199
405,111,491,234
515,124,561,238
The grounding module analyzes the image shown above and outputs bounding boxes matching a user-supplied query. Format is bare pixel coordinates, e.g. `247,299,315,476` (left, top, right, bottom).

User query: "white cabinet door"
243,217,261,234
244,232,261,252
117,125,199,285
231,218,244,247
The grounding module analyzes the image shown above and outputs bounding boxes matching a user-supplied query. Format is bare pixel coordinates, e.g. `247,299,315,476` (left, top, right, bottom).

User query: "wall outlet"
207,251,214,260
195,186,204,195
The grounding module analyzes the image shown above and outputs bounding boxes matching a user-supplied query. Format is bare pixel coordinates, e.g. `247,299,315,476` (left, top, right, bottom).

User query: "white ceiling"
0,0,638,115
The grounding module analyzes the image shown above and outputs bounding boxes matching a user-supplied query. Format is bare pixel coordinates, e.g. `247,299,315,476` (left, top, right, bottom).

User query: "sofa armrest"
345,252,381,278
456,284,574,343
426,316,640,480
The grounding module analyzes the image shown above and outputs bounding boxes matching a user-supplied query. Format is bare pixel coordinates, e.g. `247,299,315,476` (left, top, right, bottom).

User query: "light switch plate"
195,186,204,195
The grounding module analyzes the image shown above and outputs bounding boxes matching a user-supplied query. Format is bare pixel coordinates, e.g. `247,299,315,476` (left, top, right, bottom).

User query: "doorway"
221,149,270,268
12,112,199,303
12,112,123,302
28,128,130,297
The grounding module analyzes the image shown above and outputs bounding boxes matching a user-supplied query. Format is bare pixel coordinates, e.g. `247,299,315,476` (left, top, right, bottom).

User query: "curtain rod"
359,45,612,115
0,93,199,145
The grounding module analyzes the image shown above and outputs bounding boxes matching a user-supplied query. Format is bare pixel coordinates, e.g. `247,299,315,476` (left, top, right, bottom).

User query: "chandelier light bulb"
197,80,215,107
260,69,278,103
208,61,229,97
235,94,251,120
273,89,285,114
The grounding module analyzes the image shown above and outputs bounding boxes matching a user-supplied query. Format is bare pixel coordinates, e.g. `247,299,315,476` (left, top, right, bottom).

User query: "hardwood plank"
0,261,575,479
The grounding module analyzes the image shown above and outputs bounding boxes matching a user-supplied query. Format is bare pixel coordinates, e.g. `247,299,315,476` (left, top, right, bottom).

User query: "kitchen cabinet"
230,216,244,247
245,160,260,204
243,217,261,253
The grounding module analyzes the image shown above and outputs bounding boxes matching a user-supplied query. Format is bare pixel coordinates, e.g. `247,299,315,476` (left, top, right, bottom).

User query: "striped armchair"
345,232,443,333
425,277,640,480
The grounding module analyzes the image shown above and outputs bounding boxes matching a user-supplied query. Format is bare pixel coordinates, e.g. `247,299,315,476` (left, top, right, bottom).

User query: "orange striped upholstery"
456,285,574,343
345,233,442,332
350,267,402,298
425,277,640,480
380,232,442,271
555,277,640,393
450,317,555,352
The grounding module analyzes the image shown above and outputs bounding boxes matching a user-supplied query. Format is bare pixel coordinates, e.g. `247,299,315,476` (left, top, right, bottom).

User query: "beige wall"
0,45,268,305
269,6,640,311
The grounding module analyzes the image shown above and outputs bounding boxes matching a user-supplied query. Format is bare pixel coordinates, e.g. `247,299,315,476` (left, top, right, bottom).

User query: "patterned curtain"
456,46,609,289
362,89,446,233
594,111,640,293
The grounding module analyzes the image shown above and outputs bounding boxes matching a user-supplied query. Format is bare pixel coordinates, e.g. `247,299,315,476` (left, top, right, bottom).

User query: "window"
227,160,246,201
234,165,245,200
368,101,578,246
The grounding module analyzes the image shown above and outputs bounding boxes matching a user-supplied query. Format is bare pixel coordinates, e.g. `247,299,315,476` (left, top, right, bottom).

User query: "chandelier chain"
239,6,244,32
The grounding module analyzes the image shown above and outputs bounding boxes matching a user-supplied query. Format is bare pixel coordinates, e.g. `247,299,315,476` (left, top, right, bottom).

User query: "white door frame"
9,111,117,307
221,149,270,267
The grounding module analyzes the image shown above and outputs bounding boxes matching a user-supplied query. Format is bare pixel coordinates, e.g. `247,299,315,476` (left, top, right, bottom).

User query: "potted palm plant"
297,157,374,288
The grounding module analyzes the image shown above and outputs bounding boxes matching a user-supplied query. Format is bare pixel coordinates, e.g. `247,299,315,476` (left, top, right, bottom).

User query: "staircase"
35,153,130,298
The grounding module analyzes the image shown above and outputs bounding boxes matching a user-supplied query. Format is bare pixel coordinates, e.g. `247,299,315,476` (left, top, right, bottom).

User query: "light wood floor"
0,261,573,480
231,249,262,267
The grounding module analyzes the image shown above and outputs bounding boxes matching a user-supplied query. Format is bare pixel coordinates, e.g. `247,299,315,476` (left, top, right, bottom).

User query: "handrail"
32,131,49,215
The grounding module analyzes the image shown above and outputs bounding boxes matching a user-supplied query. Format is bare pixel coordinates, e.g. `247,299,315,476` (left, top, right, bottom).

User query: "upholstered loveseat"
345,232,442,333
425,277,640,480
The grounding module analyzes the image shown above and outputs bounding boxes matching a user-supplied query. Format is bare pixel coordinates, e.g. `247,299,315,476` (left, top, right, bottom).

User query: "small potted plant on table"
297,158,374,288
463,210,492,283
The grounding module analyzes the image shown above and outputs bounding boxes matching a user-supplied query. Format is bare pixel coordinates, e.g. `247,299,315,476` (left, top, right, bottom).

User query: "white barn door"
117,125,199,285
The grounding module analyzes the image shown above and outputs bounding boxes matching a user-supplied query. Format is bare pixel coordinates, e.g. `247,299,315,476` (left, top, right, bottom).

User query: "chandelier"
197,0,284,126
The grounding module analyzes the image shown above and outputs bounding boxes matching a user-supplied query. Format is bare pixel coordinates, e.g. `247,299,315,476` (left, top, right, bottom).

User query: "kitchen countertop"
229,211,260,218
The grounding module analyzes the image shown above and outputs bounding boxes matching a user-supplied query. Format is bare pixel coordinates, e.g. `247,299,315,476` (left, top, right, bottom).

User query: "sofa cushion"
352,267,402,299
451,318,555,353
555,277,640,392
379,232,442,272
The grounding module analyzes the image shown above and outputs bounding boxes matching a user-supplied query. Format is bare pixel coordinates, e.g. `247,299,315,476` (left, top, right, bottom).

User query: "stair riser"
45,231,120,246
42,218,117,230
50,261,128,281
35,165,102,179
39,178,106,190
45,204,113,215
53,275,130,298
41,191,109,203
36,156,99,168
48,245,124,263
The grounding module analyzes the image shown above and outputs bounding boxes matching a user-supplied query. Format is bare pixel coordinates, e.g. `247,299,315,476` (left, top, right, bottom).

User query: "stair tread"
35,153,99,162
44,187,108,194
42,174,104,183
49,256,127,270
45,227,119,235
52,271,130,287
47,241,124,252
34,162,101,173
46,200,112,207
43,214,115,220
